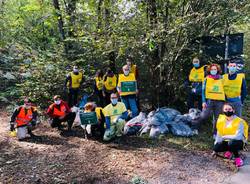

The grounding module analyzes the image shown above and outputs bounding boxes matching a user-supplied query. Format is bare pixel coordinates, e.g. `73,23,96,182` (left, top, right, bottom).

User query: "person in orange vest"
47,95,76,132
213,103,248,167
64,65,84,107
187,57,207,110
10,98,38,140
93,70,104,107
117,65,138,118
102,68,117,106
223,60,247,117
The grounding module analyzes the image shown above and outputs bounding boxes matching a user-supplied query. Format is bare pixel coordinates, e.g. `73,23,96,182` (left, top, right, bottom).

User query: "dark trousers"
104,91,112,106
95,90,104,107
213,140,244,158
51,112,76,130
68,88,79,107
187,93,202,111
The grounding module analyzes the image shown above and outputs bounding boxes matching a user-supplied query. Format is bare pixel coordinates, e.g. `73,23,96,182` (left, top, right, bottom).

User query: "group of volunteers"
187,57,248,167
9,56,248,167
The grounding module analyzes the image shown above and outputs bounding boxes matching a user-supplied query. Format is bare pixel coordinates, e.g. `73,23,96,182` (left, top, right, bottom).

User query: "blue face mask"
210,70,217,75
228,66,237,74
111,98,118,105
193,63,200,68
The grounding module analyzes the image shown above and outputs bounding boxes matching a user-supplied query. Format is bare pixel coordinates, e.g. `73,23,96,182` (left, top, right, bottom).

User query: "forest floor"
1,110,243,184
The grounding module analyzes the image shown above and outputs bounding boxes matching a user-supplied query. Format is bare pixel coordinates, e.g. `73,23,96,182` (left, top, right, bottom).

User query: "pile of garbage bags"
124,107,201,138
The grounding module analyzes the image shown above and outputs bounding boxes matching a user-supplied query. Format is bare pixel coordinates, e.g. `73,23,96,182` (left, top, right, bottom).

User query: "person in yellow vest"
93,70,104,107
198,64,225,132
117,65,139,118
223,61,247,117
187,57,206,110
102,68,117,106
64,65,84,107
213,103,248,167
9,98,38,140
126,56,139,80
103,93,128,141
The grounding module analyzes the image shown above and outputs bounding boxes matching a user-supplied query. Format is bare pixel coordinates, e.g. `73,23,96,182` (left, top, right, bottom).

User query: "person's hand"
102,92,106,97
10,122,15,131
191,88,196,94
202,102,207,110
136,89,139,95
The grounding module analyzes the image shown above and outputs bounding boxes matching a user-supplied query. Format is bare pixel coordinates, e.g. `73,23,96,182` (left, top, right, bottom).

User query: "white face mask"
73,69,79,73
111,98,118,105
124,70,129,76
55,100,61,105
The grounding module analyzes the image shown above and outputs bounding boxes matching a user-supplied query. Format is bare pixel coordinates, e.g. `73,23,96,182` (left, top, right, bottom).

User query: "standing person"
187,57,206,110
223,61,247,117
117,65,139,118
102,68,117,106
64,65,84,107
93,70,104,107
213,103,248,167
9,98,38,140
47,95,76,132
199,64,225,132
126,56,139,80
103,93,128,141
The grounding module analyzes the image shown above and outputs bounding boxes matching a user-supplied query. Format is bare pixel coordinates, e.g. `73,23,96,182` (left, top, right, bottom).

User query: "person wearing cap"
9,98,38,140
117,65,138,118
47,95,76,132
187,57,207,110
64,65,84,107
213,103,248,167
103,93,128,141
102,68,117,106
93,70,104,107
223,60,247,117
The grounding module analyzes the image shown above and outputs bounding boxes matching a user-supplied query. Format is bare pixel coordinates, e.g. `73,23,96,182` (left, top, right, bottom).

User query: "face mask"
24,104,31,109
111,98,118,105
224,111,234,117
228,66,237,74
55,100,61,105
73,69,79,73
124,70,129,76
210,70,217,75
193,63,200,68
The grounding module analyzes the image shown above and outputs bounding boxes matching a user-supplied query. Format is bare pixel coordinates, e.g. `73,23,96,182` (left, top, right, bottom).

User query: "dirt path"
0,111,232,184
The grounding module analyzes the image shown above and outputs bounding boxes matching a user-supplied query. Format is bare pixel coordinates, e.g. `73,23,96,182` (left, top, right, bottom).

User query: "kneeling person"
10,98,38,140
47,95,76,132
213,103,248,167
103,93,128,141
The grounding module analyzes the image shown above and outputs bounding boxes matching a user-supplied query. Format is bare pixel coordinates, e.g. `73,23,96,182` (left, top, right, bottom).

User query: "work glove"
10,122,15,131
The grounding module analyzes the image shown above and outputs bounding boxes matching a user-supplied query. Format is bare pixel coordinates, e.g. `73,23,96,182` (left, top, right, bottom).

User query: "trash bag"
174,115,192,124
124,112,146,135
186,108,201,120
156,107,181,123
168,121,194,137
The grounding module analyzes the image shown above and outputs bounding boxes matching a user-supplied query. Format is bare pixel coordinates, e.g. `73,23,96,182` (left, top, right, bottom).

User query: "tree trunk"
52,0,65,40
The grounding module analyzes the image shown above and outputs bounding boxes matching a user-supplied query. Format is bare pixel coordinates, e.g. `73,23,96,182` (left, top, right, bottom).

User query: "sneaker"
235,157,243,167
224,151,232,159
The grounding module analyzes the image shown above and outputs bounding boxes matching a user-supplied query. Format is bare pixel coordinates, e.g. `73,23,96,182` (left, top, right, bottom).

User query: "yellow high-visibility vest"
217,114,248,141
223,74,244,98
95,77,104,90
103,102,127,123
189,66,206,82
130,64,137,79
118,73,137,96
205,77,225,101
104,76,117,91
67,72,83,88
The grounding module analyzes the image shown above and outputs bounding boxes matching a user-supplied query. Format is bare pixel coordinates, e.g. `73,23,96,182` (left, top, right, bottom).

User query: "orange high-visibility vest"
15,107,33,127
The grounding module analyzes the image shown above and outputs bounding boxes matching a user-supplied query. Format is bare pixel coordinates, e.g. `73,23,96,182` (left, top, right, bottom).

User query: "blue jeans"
121,95,138,118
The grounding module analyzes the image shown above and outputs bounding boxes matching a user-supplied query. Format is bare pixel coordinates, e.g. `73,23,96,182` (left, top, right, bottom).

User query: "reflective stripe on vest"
223,74,243,98
53,104,67,117
118,73,136,96
205,77,225,101
216,114,248,140
95,77,104,90
16,107,33,127
189,66,205,82
68,72,83,88
104,76,117,91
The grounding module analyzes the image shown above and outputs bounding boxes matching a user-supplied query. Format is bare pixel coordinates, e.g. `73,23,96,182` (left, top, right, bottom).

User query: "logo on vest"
113,109,118,115
212,85,219,92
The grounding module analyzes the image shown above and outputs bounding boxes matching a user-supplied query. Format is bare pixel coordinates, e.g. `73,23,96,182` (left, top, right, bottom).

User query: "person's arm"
214,133,223,145
31,107,38,121
202,78,207,103
10,107,21,122
105,116,111,129
46,105,55,118
120,111,128,120
222,122,244,140
241,78,247,104
63,101,71,113
64,74,71,88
